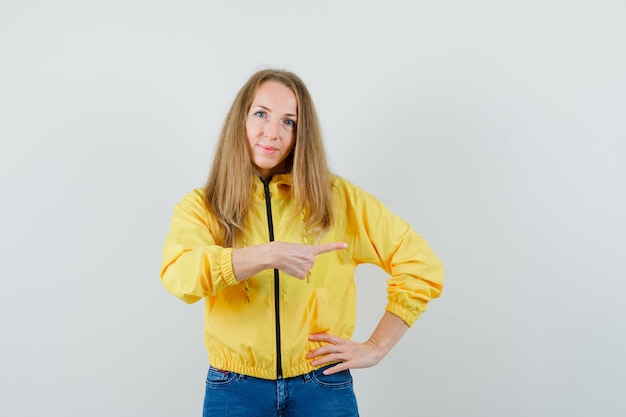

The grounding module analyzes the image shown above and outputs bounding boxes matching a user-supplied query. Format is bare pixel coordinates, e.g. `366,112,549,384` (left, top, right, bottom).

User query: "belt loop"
302,371,312,382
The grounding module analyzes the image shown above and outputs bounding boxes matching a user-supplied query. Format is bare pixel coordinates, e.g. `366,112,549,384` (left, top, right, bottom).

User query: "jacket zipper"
262,178,283,379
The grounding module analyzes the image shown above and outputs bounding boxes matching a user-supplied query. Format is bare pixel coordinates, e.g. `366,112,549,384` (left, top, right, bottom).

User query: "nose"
263,118,281,139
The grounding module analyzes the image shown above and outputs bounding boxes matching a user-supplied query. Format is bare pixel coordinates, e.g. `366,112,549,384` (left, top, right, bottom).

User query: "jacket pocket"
311,366,353,388
205,366,237,388
308,287,331,333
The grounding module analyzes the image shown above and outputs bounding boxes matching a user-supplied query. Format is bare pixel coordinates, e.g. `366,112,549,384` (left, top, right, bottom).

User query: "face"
245,81,297,181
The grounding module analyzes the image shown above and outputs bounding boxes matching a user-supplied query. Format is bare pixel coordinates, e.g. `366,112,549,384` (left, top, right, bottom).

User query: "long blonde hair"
204,69,333,247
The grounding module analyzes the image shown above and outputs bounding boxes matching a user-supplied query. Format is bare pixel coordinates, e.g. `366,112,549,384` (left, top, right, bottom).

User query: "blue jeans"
202,365,359,417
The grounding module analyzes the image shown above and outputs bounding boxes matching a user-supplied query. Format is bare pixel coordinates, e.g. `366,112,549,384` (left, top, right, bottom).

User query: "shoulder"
331,175,360,193
172,188,211,218
330,175,375,202
177,188,206,207
330,175,404,220
168,188,222,231
329,176,387,219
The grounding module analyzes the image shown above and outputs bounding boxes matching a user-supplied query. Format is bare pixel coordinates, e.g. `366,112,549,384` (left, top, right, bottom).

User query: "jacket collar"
253,173,293,201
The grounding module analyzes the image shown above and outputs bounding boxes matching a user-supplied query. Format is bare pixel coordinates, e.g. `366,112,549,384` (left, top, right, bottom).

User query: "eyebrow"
252,105,297,118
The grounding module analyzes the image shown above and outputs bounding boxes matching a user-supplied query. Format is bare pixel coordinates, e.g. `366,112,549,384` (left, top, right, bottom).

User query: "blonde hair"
204,69,333,247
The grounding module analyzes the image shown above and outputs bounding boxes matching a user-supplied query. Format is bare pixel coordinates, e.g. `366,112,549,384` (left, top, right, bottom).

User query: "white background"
1,1,625,416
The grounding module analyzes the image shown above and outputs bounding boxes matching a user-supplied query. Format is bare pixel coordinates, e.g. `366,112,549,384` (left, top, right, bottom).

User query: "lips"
259,144,279,155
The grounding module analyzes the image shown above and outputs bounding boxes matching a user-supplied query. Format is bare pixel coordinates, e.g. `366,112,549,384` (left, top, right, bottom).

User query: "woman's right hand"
269,241,348,279
232,241,348,281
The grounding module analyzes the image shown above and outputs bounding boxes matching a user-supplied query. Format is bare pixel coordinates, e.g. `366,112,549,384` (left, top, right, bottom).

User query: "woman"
160,69,444,417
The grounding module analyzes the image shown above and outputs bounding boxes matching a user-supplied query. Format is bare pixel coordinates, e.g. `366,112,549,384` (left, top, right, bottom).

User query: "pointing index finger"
312,242,348,256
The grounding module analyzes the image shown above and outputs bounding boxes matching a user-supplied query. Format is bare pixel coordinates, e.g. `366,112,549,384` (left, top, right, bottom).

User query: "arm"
160,190,238,303
307,182,444,373
350,185,444,326
161,191,349,301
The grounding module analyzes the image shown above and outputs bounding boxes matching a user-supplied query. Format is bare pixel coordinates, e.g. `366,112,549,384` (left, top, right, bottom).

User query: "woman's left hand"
306,333,384,375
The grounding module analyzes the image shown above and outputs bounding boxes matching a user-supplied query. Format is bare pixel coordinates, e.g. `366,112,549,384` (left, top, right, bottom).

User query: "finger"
323,362,349,375
309,333,344,344
311,350,356,368
310,352,345,367
312,242,348,256
307,344,339,359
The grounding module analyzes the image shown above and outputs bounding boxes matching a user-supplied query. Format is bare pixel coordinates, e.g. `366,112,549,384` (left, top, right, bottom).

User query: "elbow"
160,268,203,304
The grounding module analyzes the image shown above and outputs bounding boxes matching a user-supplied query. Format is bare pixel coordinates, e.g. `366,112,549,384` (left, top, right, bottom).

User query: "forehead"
251,81,297,113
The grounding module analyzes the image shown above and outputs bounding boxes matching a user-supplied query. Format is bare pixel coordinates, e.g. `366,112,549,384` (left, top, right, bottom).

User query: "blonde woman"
161,69,444,417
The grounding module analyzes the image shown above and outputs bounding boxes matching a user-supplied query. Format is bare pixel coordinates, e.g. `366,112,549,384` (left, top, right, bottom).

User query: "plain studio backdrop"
1,1,625,416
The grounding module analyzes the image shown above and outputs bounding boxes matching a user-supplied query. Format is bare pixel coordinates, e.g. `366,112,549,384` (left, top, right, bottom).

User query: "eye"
283,119,296,128
253,111,266,118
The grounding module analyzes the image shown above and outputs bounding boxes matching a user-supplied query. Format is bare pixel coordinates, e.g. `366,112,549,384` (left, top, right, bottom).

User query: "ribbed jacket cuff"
386,302,421,327
219,248,238,287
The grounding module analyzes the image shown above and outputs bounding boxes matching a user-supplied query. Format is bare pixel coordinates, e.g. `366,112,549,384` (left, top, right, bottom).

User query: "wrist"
264,241,278,270
366,337,389,362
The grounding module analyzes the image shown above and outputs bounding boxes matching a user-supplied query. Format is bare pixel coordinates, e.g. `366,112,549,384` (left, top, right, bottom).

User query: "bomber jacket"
160,174,444,380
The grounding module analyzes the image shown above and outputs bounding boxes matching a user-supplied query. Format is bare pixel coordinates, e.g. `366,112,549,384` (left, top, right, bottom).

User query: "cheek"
287,133,296,151
245,123,256,144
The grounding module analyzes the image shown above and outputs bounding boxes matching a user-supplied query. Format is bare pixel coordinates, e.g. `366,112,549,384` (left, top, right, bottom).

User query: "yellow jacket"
160,174,443,380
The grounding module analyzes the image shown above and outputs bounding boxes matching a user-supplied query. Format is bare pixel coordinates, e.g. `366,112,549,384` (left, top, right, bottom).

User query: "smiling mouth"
259,145,279,154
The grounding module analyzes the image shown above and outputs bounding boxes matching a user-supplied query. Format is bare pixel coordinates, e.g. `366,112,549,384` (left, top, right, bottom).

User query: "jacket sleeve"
160,189,238,304
348,184,444,327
